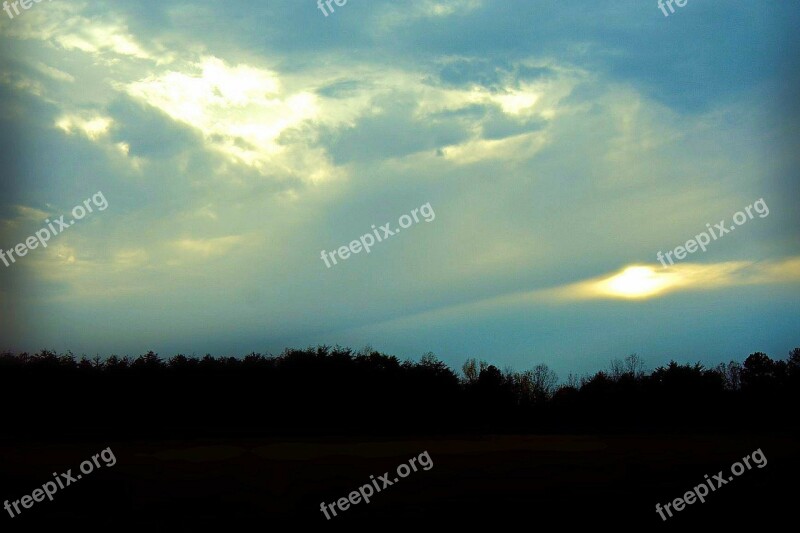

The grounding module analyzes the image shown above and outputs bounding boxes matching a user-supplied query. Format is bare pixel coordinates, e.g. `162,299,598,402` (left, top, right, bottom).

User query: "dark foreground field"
1,432,796,529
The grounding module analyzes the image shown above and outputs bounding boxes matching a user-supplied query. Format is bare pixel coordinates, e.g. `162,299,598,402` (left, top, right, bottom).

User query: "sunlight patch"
124,57,320,176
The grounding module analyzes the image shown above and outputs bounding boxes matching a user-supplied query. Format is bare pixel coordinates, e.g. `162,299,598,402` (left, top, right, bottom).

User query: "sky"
0,0,798,378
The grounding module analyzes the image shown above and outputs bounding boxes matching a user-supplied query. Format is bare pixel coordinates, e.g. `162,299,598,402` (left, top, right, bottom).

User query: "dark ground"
1,432,796,529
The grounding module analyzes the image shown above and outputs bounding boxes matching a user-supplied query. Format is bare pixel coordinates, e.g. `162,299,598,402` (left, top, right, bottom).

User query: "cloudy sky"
1,0,798,376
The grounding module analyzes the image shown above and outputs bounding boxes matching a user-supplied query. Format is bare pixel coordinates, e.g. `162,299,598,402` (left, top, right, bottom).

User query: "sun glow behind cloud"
556,259,800,301
344,258,800,340
596,265,677,299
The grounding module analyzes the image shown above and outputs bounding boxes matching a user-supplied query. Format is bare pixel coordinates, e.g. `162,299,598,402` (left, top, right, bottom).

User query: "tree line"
1,347,798,439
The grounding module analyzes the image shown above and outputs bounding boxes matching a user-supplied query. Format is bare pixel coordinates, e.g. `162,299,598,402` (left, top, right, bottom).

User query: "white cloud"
439,130,548,164
34,62,75,82
0,2,156,62
55,113,113,140
174,235,245,258
123,57,331,181
379,0,483,27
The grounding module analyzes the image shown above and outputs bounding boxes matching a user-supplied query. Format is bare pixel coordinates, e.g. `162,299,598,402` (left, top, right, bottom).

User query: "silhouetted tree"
742,352,779,392
526,364,558,403
462,358,487,384
623,353,645,378
716,360,742,391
